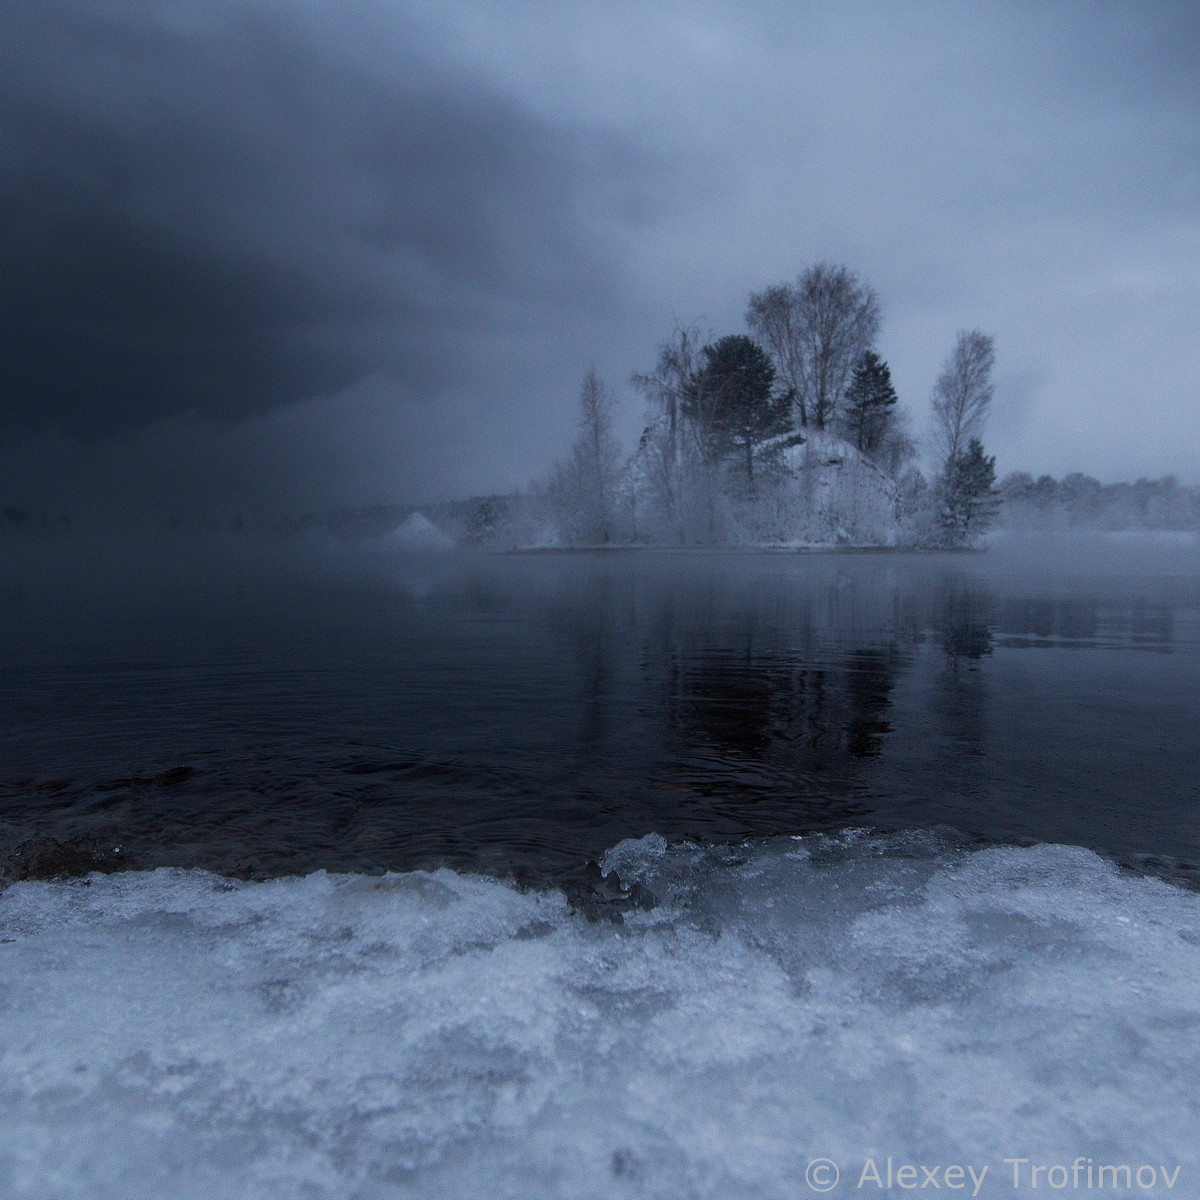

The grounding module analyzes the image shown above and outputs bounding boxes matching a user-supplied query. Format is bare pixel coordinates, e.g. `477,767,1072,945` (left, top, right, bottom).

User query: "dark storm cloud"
0,0,616,436
2,0,1196,508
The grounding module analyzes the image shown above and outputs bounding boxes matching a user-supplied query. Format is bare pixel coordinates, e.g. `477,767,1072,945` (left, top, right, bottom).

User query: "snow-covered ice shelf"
1,832,1198,1199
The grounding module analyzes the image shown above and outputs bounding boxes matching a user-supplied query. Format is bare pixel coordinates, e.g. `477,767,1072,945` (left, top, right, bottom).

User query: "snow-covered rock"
770,429,899,546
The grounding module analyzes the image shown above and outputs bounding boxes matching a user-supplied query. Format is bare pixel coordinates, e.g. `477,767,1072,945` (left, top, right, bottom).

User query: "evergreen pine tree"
940,438,999,546
842,350,898,454
685,334,791,487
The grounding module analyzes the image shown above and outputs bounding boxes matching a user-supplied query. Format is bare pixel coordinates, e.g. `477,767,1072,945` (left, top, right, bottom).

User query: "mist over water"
3,533,1197,886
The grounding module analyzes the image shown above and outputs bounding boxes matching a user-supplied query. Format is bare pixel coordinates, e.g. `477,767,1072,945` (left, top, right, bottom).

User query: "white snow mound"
390,512,453,550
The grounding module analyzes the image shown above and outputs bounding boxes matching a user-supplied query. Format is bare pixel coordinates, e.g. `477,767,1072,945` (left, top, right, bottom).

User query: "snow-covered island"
237,264,1194,556
516,266,1001,552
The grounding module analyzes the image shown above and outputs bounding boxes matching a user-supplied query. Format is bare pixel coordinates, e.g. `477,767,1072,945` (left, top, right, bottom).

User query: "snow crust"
389,512,454,551
774,429,898,547
1,833,1198,1198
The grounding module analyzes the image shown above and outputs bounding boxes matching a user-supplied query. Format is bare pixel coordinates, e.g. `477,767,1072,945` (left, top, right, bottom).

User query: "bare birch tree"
746,263,880,429
545,367,623,544
744,284,806,421
631,324,703,539
929,330,995,471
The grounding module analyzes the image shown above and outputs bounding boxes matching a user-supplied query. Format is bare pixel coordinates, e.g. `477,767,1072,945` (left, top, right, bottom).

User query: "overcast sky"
1,0,1196,514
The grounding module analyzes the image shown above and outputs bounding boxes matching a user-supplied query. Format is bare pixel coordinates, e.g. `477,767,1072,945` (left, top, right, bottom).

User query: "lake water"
3,534,1198,888
2,533,1199,1199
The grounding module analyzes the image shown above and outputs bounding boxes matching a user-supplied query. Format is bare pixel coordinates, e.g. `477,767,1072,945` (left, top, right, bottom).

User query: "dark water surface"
2,535,1198,887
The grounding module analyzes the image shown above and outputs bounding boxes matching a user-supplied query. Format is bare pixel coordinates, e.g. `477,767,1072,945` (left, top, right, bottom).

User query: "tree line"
546,263,999,548
997,473,1200,532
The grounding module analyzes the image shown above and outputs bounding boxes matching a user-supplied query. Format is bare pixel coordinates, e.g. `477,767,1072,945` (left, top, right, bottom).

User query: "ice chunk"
1,836,1198,1198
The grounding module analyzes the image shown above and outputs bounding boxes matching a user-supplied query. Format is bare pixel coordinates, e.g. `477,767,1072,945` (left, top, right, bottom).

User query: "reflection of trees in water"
937,576,994,661
1120,603,1174,649
674,653,786,757
934,654,989,759
845,650,898,757
534,559,1181,822
569,570,616,751
463,553,1194,865
674,649,902,768
933,576,993,758
925,576,1178,771
513,560,918,850
620,565,924,792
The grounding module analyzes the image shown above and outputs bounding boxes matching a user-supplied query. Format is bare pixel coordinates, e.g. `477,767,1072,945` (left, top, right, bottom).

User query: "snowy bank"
388,511,455,551
1,833,1198,1198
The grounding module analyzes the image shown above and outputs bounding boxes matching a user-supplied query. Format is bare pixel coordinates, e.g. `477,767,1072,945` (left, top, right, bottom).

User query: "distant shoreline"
503,544,980,556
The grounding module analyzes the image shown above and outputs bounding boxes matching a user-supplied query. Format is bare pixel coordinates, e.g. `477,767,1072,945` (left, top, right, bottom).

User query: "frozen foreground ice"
1,833,1198,1200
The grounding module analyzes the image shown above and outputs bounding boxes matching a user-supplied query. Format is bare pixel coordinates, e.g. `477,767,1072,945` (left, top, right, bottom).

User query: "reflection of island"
674,647,902,765
538,555,1185,843
933,577,993,758
652,575,914,773
7,550,1187,885
539,558,926,827
937,577,994,661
